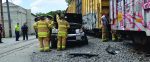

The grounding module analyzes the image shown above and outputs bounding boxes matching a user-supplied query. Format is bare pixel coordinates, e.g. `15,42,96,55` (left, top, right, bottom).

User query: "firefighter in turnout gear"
46,15,54,49
34,17,40,38
56,14,70,51
46,15,54,33
101,14,109,42
33,16,51,52
111,30,121,41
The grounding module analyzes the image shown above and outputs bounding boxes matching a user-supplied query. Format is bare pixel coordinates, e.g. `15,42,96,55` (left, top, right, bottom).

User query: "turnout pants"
102,27,109,42
57,32,67,50
38,37,50,52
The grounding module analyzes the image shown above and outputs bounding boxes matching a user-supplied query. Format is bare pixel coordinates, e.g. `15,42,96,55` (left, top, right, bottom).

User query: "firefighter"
101,14,109,42
46,15,54,33
111,30,121,41
33,16,51,52
34,17,40,38
46,15,54,49
56,14,70,51
15,23,20,41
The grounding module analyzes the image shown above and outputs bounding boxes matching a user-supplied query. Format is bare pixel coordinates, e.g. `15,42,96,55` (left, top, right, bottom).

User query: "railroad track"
0,38,37,49
0,39,37,58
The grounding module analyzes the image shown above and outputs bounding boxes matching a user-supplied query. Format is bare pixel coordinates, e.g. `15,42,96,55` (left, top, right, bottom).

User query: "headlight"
79,28,83,33
76,29,84,36
76,29,80,33
52,28,58,33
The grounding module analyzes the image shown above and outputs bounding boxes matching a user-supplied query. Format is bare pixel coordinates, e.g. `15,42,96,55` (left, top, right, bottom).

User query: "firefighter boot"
112,34,116,41
38,38,44,52
57,46,61,51
57,37,62,51
44,38,51,52
39,48,44,52
62,37,66,50
62,46,66,50
44,47,50,52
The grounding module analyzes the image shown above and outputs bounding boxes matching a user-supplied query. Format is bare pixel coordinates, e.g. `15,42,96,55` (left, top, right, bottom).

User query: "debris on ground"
68,52,98,58
106,45,120,55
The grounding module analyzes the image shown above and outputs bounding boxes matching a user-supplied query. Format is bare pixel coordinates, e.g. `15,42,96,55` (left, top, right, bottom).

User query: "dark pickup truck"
51,13,88,48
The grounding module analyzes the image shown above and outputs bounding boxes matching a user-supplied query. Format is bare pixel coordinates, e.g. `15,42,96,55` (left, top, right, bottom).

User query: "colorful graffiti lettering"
111,0,150,32
148,22,150,30
115,0,145,31
135,0,143,11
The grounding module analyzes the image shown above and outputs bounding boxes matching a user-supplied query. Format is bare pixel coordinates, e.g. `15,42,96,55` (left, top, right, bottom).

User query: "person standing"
21,23,28,40
56,14,70,51
15,23,20,41
33,16,51,52
101,14,109,42
111,30,121,41
34,17,40,38
0,24,3,43
46,15,54,49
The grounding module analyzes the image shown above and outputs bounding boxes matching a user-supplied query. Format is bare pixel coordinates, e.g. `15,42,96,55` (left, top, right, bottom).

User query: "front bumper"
51,32,85,41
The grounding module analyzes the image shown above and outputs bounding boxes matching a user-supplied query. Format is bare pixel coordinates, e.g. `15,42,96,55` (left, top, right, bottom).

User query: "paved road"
0,36,150,62
0,36,38,62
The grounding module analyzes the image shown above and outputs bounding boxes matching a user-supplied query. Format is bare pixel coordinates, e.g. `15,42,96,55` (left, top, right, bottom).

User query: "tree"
65,0,72,5
35,13,47,16
35,10,66,18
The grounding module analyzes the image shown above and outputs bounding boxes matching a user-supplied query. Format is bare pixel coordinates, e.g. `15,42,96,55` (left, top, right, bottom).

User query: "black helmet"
40,16,46,20
47,15,53,20
60,14,65,19
34,16,40,22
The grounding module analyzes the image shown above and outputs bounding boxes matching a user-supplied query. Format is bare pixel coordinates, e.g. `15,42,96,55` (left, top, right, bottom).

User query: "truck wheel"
81,35,88,45
132,35,147,46
51,36,57,48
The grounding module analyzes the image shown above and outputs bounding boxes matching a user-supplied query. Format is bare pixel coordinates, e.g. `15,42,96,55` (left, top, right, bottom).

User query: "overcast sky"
2,0,68,14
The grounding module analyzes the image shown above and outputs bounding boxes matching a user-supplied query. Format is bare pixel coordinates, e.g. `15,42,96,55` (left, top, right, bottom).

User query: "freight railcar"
110,0,150,45
82,0,109,37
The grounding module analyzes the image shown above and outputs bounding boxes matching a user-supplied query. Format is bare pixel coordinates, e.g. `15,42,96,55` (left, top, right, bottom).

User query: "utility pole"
6,0,12,37
0,0,5,37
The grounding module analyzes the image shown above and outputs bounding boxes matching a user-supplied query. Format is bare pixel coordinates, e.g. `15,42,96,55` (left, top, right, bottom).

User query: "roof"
2,2,18,7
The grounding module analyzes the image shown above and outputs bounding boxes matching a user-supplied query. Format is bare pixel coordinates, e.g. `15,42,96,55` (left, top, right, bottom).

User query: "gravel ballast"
31,36,150,62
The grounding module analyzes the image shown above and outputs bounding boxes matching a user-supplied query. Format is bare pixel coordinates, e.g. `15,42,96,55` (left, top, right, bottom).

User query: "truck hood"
65,13,82,24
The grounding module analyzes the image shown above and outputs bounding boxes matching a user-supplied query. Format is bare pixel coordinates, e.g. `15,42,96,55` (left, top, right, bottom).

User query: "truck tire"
81,34,88,45
132,35,147,45
51,36,57,48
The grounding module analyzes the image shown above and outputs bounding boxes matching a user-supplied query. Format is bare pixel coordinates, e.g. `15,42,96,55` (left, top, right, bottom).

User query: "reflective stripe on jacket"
48,20,54,28
58,20,70,32
15,25,20,31
58,31,67,37
35,20,50,37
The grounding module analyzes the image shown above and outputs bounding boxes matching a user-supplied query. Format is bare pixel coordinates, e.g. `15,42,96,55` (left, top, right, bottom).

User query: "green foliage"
35,10,66,17
35,13,47,16
65,0,72,5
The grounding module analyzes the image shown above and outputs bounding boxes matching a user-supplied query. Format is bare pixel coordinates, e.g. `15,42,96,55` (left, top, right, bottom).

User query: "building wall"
1,2,35,37
29,13,36,34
